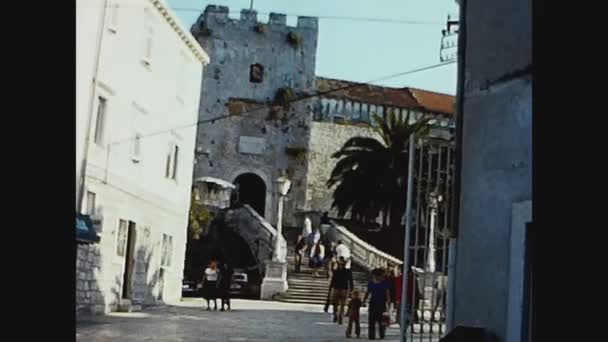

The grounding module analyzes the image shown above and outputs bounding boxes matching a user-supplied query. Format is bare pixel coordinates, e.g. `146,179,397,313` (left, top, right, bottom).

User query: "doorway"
233,173,266,218
122,221,137,299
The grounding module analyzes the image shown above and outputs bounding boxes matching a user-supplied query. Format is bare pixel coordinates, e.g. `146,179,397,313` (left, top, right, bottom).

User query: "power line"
171,7,444,26
79,3,444,26
105,61,456,148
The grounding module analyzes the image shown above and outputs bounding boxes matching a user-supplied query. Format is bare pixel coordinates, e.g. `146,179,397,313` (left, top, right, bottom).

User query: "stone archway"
234,173,267,218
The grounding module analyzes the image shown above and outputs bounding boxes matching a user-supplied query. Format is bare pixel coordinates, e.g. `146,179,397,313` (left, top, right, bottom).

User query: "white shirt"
205,268,218,281
313,231,321,244
302,217,312,237
336,244,351,260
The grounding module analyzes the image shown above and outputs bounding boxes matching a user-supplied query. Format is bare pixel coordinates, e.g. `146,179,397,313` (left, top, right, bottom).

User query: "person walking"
302,215,313,240
394,265,403,325
201,260,219,311
294,235,307,273
329,258,354,325
346,289,362,338
309,240,325,277
363,268,391,339
324,240,336,279
383,267,396,324
335,240,352,269
218,262,233,311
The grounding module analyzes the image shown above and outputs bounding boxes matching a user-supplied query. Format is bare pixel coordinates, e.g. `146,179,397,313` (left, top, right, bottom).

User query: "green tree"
327,110,430,229
188,189,212,240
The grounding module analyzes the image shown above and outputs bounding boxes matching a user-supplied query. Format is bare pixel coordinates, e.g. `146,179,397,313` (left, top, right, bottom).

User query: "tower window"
250,64,264,83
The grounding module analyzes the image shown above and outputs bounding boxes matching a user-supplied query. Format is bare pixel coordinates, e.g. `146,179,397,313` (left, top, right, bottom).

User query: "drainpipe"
446,0,467,333
77,0,110,213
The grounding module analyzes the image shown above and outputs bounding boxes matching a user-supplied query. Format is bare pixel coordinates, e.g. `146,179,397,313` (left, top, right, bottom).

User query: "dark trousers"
221,291,231,310
368,303,386,339
295,252,303,272
346,316,361,337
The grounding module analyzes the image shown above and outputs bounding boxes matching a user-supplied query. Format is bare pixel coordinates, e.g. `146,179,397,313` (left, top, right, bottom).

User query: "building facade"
190,6,455,230
449,0,532,341
190,6,318,227
76,0,210,315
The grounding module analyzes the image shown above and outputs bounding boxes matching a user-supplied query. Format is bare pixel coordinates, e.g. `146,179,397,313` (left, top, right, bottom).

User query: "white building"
76,0,210,314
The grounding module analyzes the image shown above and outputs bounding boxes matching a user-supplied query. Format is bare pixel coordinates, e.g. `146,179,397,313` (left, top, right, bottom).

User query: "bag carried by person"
382,311,391,327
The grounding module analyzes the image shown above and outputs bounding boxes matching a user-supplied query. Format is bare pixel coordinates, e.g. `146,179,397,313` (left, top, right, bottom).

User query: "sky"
166,0,459,95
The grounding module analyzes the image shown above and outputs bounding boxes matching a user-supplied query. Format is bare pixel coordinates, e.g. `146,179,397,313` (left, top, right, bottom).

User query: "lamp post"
273,173,291,262
260,172,291,299
427,190,443,273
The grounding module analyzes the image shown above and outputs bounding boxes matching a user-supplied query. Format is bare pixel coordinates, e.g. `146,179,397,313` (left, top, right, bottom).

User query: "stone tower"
191,6,319,226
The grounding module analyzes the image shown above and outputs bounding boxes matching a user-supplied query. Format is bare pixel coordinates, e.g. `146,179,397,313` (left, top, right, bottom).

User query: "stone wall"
303,121,381,215
451,0,532,340
191,6,319,227
76,244,105,315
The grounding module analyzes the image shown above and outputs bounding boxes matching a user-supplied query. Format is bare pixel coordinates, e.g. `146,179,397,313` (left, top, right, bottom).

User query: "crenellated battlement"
198,5,318,30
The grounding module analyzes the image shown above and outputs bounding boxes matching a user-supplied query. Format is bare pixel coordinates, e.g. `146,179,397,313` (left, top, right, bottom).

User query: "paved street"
76,298,414,341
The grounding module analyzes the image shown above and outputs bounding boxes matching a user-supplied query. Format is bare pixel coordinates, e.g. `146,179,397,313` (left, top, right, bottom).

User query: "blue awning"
76,213,100,244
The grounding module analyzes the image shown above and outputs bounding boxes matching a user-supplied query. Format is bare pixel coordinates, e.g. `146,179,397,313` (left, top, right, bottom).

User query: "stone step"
280,297,328,305
284,288,329,295
284,293,329,300
287,281,330,288
116,300,142,313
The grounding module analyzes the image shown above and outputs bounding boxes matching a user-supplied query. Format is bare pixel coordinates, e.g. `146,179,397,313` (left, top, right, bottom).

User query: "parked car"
182,279,202,297
229,269,252,298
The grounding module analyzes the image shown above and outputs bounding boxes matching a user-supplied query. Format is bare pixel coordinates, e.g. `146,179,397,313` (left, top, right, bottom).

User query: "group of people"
324,262,413,340
324,257,409,340
294,213,351,278
200,260,234,311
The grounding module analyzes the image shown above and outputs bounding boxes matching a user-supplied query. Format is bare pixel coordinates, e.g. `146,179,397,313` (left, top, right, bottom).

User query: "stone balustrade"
329,221,402,271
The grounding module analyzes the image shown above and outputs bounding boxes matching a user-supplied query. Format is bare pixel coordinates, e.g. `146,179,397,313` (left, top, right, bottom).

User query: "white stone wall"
304,122,381,214
76,0,209,315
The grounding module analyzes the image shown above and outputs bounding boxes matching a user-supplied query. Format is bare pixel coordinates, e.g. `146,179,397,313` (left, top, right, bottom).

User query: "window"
86,191,96,215
116,220,128,257
250,64,264,83
142,8,154,64
172,145,179,179
160,234,173,267
165,144,179,180
132,133,142,162
108,2,119,32
94,97,107,145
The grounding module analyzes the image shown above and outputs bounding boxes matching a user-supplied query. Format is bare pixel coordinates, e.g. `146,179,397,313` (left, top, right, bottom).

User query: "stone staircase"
278,227,369,305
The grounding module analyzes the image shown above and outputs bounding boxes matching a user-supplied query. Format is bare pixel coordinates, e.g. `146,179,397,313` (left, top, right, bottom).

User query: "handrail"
242,204,287,261
329,220,402,271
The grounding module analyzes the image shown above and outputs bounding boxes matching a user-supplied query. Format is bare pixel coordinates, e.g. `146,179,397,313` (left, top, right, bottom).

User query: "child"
346,289,362,338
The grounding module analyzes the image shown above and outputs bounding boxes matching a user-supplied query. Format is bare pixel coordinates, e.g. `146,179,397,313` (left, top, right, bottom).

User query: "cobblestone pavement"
76,298,429,342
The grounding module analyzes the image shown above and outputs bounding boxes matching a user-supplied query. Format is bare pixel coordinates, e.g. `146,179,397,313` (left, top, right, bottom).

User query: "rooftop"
149,0,210,64
315,77,455,116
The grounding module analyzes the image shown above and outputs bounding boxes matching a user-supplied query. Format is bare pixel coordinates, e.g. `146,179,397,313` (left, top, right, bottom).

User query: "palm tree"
327,110,431,229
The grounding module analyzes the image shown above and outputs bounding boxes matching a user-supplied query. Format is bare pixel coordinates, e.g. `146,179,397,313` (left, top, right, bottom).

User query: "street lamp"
273,172,291,262
426,189,443,273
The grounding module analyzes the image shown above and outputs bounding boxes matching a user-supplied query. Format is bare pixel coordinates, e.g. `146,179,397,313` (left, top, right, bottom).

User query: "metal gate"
404,135,454,342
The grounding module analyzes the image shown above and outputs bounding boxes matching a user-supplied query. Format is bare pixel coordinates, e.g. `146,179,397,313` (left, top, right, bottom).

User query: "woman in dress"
201,260,219,311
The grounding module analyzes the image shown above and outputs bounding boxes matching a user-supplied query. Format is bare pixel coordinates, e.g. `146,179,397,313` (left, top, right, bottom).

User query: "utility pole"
250,0,254,10
400,134,416,342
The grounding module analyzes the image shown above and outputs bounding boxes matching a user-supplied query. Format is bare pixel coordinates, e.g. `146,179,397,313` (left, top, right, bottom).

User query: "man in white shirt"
302,216,312,238
335,240,351,269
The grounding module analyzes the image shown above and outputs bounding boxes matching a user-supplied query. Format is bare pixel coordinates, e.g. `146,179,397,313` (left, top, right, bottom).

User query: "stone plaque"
238,136,266,155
